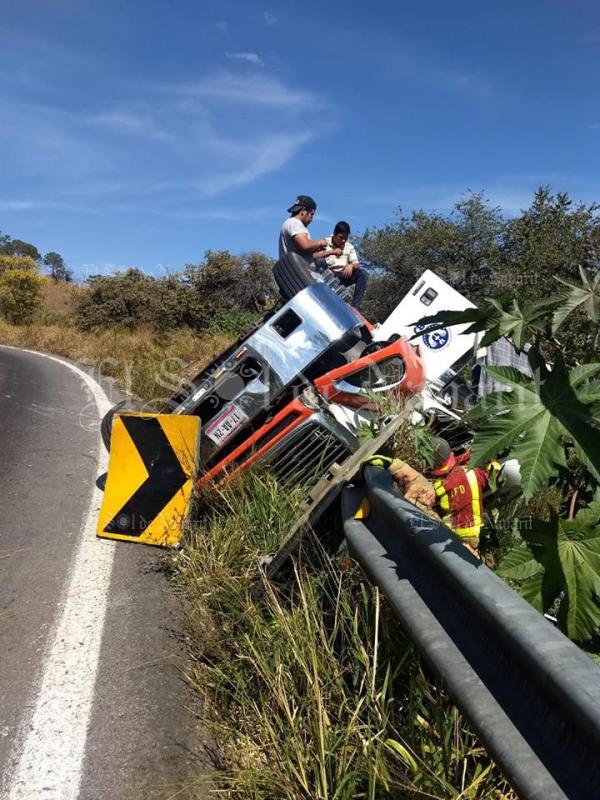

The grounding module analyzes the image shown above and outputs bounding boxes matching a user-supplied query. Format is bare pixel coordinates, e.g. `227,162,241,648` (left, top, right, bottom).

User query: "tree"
0,234,41,261
5,239,41,261
74,268,186,331
44,251,73,282
357,192,507,321
452,193,507,295
74,250,276,335
183,249,276,333
504,187,600,303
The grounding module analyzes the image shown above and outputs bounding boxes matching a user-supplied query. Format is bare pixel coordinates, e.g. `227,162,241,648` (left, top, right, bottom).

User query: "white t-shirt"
324,235,359,272
279,217,309,260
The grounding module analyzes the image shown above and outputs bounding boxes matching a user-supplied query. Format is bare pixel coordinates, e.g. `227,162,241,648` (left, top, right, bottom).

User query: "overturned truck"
167,280,425,489
102,260,480,498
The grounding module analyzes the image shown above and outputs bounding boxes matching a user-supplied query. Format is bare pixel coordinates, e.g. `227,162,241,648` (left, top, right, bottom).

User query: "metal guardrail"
342,466,600,800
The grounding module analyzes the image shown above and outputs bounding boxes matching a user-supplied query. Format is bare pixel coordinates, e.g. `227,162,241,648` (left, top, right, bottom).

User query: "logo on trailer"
413,322,450,350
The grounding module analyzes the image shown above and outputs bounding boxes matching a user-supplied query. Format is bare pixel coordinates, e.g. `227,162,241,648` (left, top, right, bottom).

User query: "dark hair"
333,220,351,236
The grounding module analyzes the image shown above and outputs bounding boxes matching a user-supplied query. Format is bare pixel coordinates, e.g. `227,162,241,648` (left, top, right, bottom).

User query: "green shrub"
0,253,39,274
362,272,402,322
0,266,45,324
74,251,276,334
35,307,69,326
183,249,276,322
74,268,194,332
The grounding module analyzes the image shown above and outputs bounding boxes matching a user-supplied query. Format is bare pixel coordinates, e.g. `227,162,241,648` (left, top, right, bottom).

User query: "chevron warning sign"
97,412,200,546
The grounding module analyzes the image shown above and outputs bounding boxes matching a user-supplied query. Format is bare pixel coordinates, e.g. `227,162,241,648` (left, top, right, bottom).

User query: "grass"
0,319,232,403
42,279,86,316
173,472,516,800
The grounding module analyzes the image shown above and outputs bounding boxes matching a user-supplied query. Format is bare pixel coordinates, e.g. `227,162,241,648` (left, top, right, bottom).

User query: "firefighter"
426,438,499,556
367,438,499,556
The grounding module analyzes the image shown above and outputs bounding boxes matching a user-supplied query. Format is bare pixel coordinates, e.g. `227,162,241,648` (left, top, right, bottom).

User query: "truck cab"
168,283,378,469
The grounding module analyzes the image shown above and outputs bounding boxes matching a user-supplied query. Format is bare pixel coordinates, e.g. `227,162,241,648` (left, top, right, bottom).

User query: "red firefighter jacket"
431,457,497,539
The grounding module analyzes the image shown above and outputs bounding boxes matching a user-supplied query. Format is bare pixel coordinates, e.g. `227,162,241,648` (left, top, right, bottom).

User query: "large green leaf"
497,500,600,641
496,546,545,581
569,364,600,418
553,266,600,332
498,506,600,641
464,351,600,499
497,518,563,612
557,501,600,640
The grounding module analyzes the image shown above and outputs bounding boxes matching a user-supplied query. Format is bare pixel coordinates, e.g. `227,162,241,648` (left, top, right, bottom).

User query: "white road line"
0,347,116,800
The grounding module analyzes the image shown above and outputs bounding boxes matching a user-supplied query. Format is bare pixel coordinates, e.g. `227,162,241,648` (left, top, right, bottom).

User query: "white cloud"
79,261,133,278
0,199,38,211
263,11,277,25
0,67,330,212
88,110,170,141
174,71,324,110
225,52,263,66
198,131,315,196
385,49,493,103
0,101,108,177
363,174,569,217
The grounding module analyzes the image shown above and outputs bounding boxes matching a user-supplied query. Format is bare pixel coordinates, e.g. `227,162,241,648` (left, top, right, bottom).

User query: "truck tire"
100,400,127,452
273,253,353,302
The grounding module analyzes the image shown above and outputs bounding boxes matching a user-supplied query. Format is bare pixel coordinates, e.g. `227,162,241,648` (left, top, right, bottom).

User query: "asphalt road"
0,345,211,800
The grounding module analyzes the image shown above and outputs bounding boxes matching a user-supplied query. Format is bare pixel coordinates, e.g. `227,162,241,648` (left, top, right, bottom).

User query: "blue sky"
1,0,599,278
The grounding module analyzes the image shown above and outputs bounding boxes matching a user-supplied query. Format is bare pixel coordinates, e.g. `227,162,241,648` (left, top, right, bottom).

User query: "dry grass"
42,281,87,316
0,319,233,403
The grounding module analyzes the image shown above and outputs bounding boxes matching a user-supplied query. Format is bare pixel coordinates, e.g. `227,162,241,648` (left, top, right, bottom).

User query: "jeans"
337,267,368,308
313,260,368,308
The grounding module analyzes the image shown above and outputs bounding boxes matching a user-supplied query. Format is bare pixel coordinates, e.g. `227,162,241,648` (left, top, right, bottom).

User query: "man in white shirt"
278,195,328,261
313,221,368,309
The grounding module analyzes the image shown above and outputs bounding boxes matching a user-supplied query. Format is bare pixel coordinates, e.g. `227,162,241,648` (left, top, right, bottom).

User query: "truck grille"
268,424,351,489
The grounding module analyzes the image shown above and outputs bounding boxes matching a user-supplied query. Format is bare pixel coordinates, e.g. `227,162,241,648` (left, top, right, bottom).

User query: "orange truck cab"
162,282,425,489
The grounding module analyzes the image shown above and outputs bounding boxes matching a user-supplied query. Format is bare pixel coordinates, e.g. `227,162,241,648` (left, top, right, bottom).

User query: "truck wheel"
273,253,318,299
273,253,353,302
100,400,127,452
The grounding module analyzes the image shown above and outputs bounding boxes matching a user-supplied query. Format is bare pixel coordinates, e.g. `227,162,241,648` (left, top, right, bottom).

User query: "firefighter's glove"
360,455,393,482
364,456,393,469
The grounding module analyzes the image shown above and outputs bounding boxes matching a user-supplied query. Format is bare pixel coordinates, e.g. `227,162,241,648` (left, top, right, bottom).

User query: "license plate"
205,402,249,445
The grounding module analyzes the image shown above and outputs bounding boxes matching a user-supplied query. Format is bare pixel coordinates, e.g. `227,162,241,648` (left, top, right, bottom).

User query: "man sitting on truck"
313,221,369,309
279,195,328,261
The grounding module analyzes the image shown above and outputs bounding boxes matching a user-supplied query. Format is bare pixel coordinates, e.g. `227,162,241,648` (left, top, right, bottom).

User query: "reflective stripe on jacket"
433,465,492,538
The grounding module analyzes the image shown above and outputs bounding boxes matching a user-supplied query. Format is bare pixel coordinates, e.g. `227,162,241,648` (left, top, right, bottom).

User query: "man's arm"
294,233,328,255
312,246,343,260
